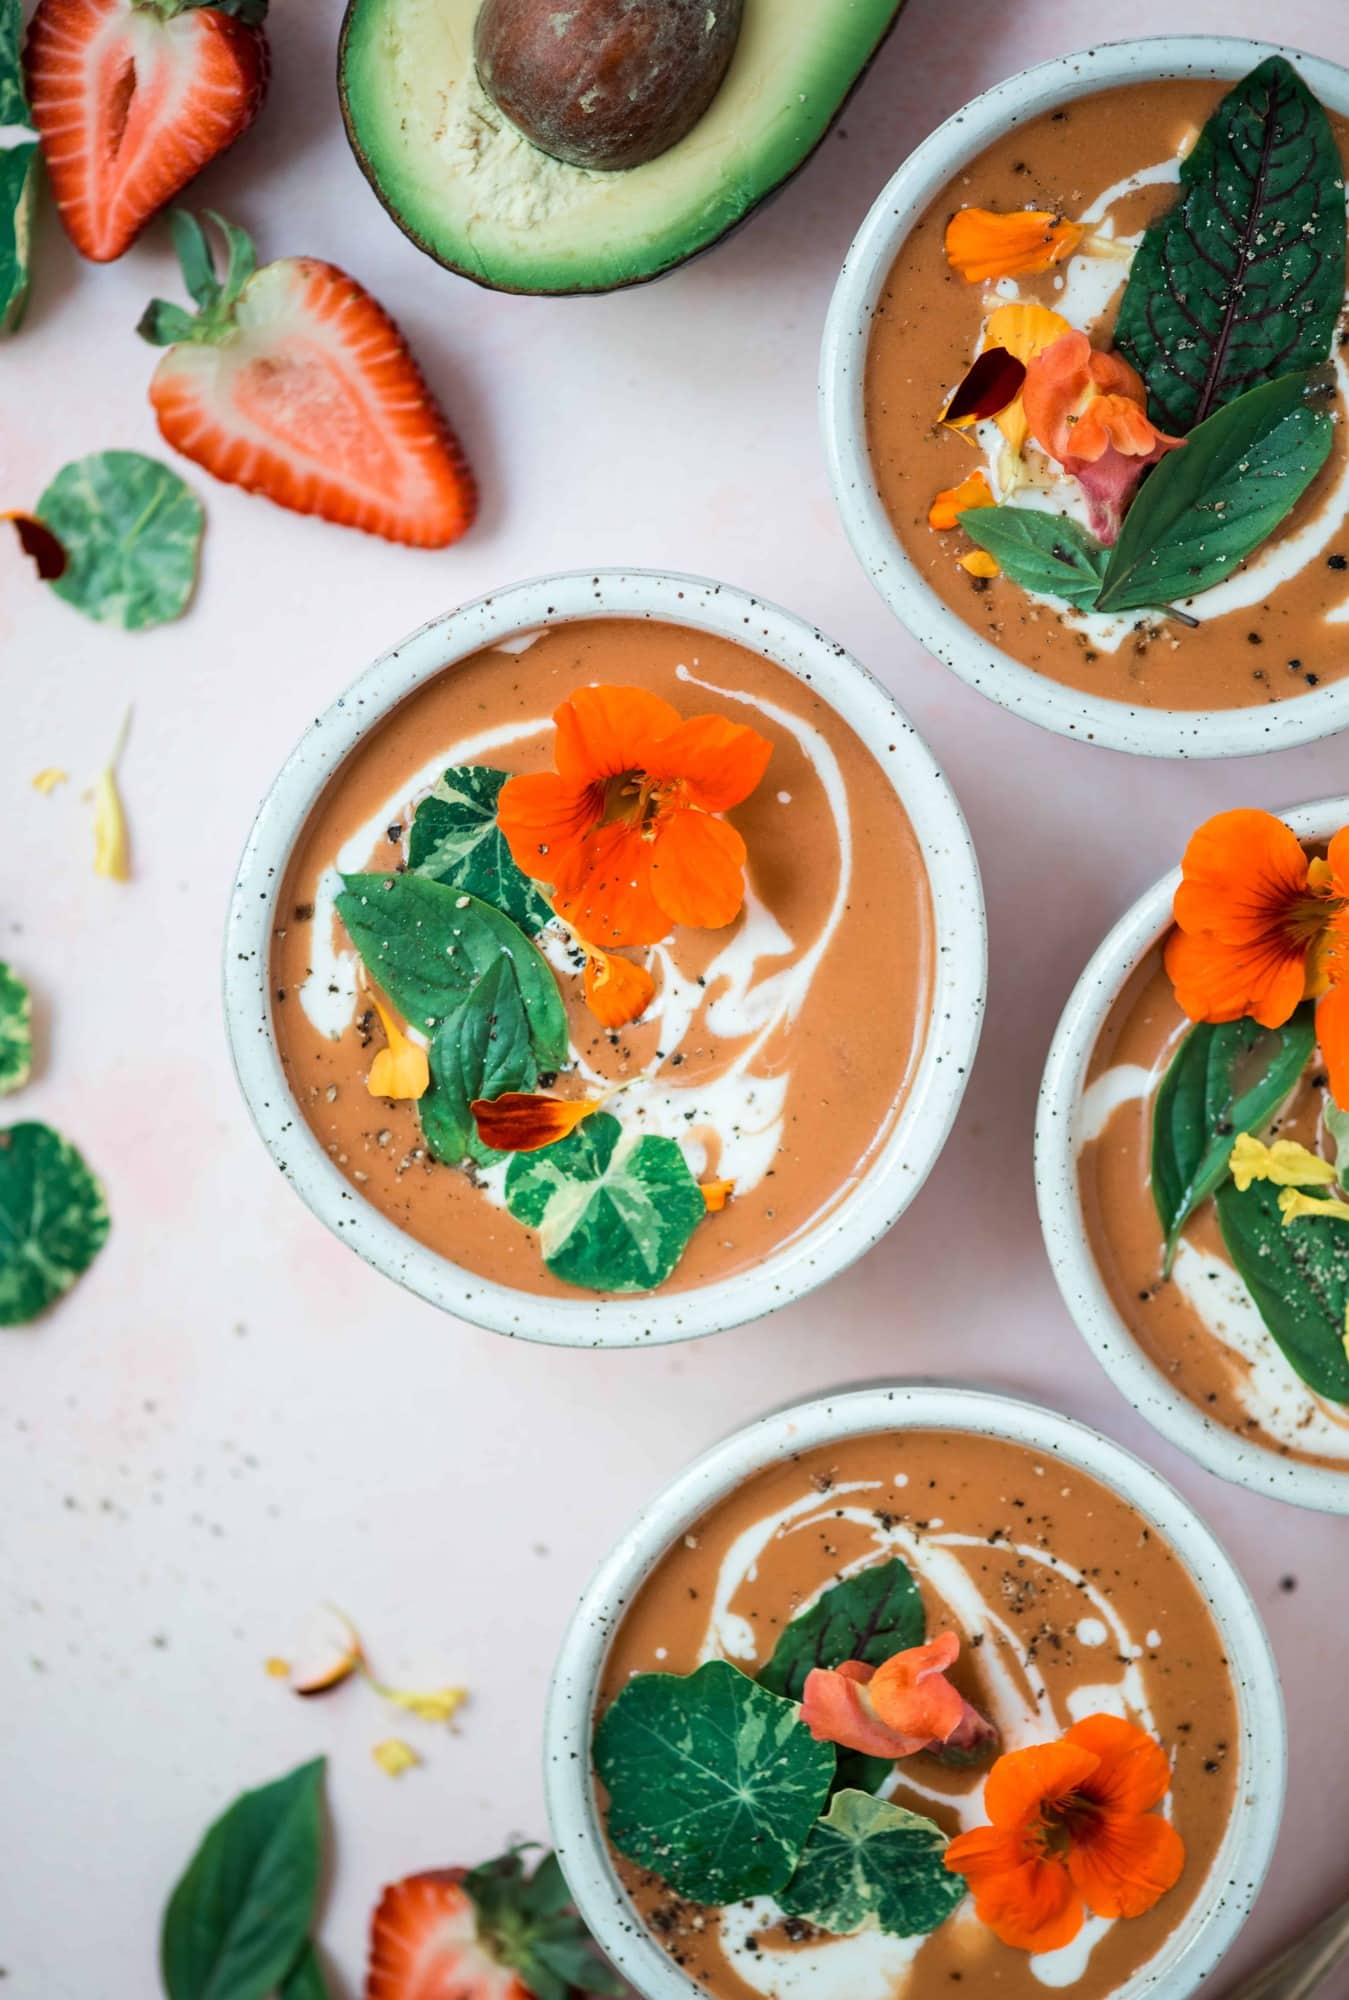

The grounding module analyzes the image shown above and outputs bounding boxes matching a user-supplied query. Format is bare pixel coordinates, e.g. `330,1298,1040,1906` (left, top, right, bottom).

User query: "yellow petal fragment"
1230,1133,1338,1193
368,996,429,1102
372,1738,421,1777
701,1179,736,1213
1278,1187,1349,1226
984,302,1074,455
264,1656,291,1679
959,550,1000,579
31,767,69,795
92,711,132,883
372,1681,469,1725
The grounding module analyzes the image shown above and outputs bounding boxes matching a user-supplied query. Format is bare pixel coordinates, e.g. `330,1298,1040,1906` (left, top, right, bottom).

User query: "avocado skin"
338,0,908,297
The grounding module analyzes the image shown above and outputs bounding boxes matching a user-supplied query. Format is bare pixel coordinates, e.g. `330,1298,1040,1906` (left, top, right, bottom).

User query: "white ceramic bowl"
223,571,985,1348
545,1383,1285,2000
1037,796,1349,1513
821,35,1349,759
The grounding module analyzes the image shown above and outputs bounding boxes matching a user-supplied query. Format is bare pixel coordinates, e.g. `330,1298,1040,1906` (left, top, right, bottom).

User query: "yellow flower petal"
31,767,68,795
372,1681,469,1725
264,1656,291,1679
983,303,1073,455
959,550,1000,579
1231,1133,1338,1193
372,1738,421,1777
367,996,429,1101
1278,1187,1349,1226
92,711,131,883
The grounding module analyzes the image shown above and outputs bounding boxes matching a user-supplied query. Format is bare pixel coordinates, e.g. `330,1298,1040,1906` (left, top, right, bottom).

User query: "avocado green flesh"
340,0,905,294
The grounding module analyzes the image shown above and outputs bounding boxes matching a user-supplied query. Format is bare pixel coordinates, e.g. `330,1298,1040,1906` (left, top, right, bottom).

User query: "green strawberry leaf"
0,963,32,1096
778,1790,964,1938
1115,57,1346,434
1095,371,1334,615
336,872,567,1068
409,765,555,935
504,1111,705,1293
37,452,204,630
758,1559,924,1703
1152,1005,1315,1270
160,1758,326,2000
594,1660,836,1905
957,506,1107,608
1215,1179,1349,1401
278,1943,330,2000
421,957,537,1166
462,1847,624,2000
0,1122,109,1326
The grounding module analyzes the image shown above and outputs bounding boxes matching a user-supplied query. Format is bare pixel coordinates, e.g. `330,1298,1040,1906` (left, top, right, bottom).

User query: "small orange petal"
959,550,1000,578
584,950,656,1030
368,996,430,1102
944,208,1085,284
700,1178,735,1212
868,1632,966,1744
929,469,993,531
648,808,747,931
470,1091,600,1153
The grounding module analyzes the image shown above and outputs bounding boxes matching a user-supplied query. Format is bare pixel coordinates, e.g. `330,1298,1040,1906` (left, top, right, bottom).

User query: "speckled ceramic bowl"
223,571,985,1348
545,1383,1285,2000
820,34,1349,759
1037,795,1349,1512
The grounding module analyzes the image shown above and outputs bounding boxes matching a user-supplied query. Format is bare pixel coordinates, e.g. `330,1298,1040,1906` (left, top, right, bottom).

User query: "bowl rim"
222,569,987,1348
543,1382,1287,2000
819,32,1349,760
1035,794,1349,1512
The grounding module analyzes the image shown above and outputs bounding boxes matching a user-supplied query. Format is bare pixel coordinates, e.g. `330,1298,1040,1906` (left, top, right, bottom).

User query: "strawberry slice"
366,1849,625,2000
139,212,478,548
24,0,269,264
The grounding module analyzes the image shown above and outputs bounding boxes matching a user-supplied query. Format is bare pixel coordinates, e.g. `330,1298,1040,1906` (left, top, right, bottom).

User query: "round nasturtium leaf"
36,451,204,631
0,962,32,1096
778,1790,966,1938
0,1121,110,1325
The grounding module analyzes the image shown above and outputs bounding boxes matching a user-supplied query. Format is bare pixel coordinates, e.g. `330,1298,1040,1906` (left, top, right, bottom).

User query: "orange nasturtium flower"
1022,330,1184,542
497,686,772,950
944,207,1085,284
1165,810,1349,1107
944,1714,1185,1953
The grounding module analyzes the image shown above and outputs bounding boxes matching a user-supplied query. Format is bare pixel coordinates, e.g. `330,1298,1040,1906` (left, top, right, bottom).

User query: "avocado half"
338,0,907,295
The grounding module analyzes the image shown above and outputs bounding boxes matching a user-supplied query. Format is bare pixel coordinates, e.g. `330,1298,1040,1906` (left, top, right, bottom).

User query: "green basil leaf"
0,1122,109,1326
278,1944,330,2000
1325,1098,1349,1191
1095,372,1334,614
409,765,555,935
957,505,1107,607
38,452,204,630
504,1111,705,1293
335,872,567,1068
594,1660,835,1904
421,957,537,1166
1115,56,1346,433
0,0,37,335
758,1559,924,1702
1215,1180,1349,1401
778,1791,964,1938
1152,1006,1315,1269
0,963,32,1096
160,1758,326,2000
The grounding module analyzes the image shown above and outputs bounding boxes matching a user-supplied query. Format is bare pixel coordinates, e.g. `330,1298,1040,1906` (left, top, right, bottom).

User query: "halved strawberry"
24,0,268,264
366,1849,624,2000
139,212,477,548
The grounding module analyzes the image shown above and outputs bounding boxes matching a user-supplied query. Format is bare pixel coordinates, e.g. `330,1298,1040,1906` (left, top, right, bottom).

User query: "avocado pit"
474,0,745,172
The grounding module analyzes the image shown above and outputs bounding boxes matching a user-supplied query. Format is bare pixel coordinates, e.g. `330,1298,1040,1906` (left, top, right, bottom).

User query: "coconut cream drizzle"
960,144,1349,652
691,1477,1166,1995
297,654,853,1209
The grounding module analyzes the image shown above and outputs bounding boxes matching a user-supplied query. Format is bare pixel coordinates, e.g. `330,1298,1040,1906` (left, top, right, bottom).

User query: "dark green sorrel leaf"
0,0,38,335
160,1757,326,2000
409,765,555,935
0,1122,110,1326
37,452,205,630
1095,372,1334,614
336,872,566,1067
505,1111,705,1293
758,1559,924,1702
1152,1005,1315,1270
957,505,1107,608
594,1660,835,1904
778,1790,964,1938
0,963,32,1095
1215,1180,1349,1401
421,957,537,1166
278,1944,330,2000
1115,56,1346,433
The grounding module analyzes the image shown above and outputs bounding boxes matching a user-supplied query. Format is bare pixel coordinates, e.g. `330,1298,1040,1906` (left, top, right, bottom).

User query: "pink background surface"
3,2,1347,1993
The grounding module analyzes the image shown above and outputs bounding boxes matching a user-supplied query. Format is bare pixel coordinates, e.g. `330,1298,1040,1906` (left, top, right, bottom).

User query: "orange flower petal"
1067,1809,1186,1921
644,714,772,815
1022,330,1097,463
945,1828,1084,1954
470,1092,600,1153
944,208,1085,284
1065,1713,1171,1816
648,809,747,931
701,1178,735,1211
1317,982,1349,1111
553,684,682,785
803,1661,909,1759
868,1631,967,1744
368,996,430,1102
496,770,603,887
584,950,656,1030
985,1740,1100,1830
959,550,1000,578
1164,923,1309,1030
552,822,671,947
1166,809,1321,1029
929,469,993,531
1326,826,1349,901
